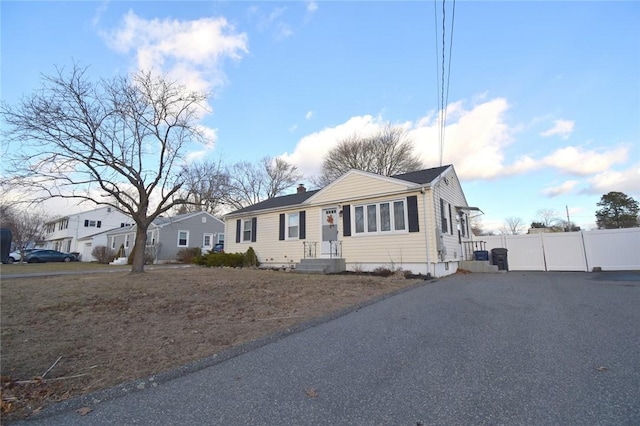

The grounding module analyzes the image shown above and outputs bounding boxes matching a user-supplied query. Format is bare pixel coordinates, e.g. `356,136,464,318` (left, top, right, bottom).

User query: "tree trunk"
130,226,148,273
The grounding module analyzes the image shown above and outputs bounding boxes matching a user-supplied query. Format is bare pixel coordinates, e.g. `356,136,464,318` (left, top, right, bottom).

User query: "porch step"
459,260,502,273
109,257,128,265
295,258,346,274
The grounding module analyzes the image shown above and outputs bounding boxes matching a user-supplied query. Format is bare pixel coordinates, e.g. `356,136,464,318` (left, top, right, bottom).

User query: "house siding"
155,213,224,261
43,206,131,258
310,172,413,205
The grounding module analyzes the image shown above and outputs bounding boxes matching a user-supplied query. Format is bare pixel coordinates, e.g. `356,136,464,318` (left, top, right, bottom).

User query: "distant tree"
502,216,525,235
534,208,561,228
0,204,48,262
224,156,302,210
315,124,423,186
0,65,208,273
177,158,230,215
595,191,639,229
530,221,546,229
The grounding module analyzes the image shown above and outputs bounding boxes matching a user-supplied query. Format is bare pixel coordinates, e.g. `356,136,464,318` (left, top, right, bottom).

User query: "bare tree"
177,158,230,215
224,156,302,210
0,204,48,262
1,65,208,273
316,124,423,186
534,208,561,228
502,216,525,235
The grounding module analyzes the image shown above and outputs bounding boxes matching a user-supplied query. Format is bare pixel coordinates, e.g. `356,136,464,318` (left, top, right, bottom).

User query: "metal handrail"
303,241,317,259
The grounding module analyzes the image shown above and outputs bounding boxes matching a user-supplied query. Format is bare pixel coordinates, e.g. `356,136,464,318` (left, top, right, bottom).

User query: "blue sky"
2,1,639,232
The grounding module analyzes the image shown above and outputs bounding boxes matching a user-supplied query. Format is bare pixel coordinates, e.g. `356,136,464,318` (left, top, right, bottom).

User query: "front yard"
1,266,423,420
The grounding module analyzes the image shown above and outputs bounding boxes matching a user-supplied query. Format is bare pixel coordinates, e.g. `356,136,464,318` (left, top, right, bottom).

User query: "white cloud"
305,111,314,120
280,115,383,178
541,145,628,175
184,125,218,163
306,1,318,14
540,180,579,197
280,97,634,187
540,119,574,139
102,11,248,94
582,164,640,195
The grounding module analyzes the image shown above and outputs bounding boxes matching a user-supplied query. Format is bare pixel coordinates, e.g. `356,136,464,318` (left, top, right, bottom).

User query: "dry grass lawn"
1,266,423,420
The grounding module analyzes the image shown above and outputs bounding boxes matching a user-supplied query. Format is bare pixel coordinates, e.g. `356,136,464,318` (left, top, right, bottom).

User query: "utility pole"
565,205,571,232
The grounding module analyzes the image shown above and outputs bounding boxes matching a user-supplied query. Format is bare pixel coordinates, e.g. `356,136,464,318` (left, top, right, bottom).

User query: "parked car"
25,249,78,263
7,249,37,263
213,243,224,253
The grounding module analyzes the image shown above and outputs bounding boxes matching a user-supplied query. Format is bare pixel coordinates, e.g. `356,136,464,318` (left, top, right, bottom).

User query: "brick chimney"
297,184,306,193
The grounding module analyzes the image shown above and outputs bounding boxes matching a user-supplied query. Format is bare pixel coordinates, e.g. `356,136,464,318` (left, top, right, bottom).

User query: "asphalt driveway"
15,271,640,425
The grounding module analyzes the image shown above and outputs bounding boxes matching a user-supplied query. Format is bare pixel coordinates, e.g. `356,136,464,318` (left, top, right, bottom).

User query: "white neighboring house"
42,206,132,261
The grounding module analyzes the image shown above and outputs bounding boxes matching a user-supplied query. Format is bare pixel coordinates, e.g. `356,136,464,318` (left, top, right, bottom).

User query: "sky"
2,1,639,232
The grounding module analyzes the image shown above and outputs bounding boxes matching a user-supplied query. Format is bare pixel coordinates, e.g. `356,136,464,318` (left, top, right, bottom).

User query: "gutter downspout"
421,186,432,277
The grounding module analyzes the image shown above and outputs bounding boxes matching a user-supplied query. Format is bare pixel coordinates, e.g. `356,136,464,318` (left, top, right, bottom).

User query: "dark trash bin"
474,250,489,261
491,248,509,271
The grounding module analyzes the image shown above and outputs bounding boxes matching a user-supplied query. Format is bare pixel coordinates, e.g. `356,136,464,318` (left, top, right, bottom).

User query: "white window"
288,213,299,239
125,234,130,248
111,237,116,250
202,216,207,223
65,240,72,252
178,230,189,247
203,233,213,248
146,231,155,246
354,200,407,235
243,220,252,242
217,233,225,244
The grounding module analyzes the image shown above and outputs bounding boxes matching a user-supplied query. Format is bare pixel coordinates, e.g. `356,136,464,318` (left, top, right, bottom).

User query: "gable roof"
105,211,223,235
227,165,455,217
229,190,320,215
390,165,451,184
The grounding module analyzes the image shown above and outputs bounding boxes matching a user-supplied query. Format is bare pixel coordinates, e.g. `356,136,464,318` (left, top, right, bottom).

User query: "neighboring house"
104,211,224,264
223,165,478,277
42,206,132,258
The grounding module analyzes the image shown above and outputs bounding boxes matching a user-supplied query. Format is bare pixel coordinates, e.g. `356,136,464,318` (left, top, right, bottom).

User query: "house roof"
105,211,223,235
229,190,320,215
227,165,454,217
390,165,451,184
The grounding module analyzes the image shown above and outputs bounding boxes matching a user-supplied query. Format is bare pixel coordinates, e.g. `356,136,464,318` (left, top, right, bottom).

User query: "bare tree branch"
0,64,208,273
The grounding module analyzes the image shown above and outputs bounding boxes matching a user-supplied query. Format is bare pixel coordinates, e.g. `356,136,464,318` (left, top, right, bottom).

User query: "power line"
434,0,456,167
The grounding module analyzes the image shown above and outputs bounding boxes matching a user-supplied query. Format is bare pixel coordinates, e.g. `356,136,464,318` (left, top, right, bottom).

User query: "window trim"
124,234,130,248
177,230,189,247
352,199,408,236
242,219,252,242
287,212,300,240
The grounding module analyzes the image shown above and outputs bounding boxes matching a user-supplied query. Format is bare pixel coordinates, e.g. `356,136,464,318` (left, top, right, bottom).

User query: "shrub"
372,266,394,277
196,252,245,268
91,245,114,264
177,247,201,264
244,247,260,267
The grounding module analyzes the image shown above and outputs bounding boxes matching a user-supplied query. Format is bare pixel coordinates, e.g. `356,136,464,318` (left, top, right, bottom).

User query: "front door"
321,207,339,257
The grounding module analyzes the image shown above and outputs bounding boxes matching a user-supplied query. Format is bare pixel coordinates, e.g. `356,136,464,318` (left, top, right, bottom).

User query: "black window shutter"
299,211,306,240
84,220,89,227
235,219,241,243
279,214,285,241
251,217,257,242
97,221,102,228
342,205,351,236
407,196,419,233
448,204,453,235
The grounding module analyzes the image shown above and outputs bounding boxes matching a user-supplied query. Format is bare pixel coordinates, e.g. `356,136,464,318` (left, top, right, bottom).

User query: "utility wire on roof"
434,0,456,167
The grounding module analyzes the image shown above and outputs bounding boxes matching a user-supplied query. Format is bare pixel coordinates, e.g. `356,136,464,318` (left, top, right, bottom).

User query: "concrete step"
295,258,346,274
459,260,502,273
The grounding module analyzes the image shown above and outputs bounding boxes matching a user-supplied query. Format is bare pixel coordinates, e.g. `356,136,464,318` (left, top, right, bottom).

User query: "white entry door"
321,207,339,257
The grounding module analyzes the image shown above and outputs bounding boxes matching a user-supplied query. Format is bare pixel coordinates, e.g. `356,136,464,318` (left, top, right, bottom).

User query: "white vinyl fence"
481,228,640,272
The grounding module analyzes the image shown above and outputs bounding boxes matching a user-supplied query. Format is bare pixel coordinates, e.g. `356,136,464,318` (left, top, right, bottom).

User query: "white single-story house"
223,165,478,277
103,211,225,264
